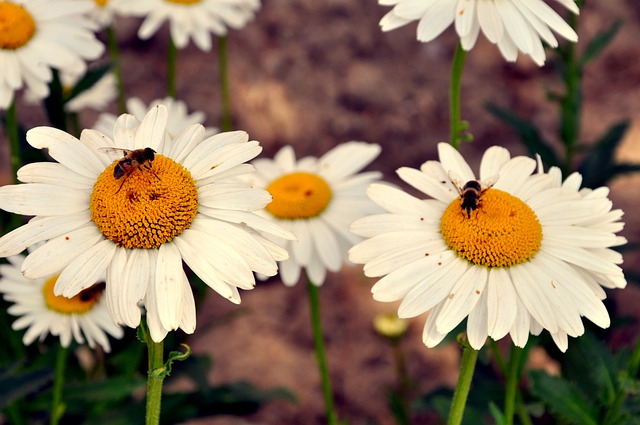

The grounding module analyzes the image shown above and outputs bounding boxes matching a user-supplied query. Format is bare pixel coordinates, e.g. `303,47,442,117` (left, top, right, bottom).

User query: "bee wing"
97,147,130,160
447,170,465,195
480,174,500,190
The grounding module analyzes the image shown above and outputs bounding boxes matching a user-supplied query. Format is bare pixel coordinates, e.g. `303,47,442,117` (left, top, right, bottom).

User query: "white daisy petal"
486,267,517,340
0,212,91,257
178,270,197,334
378,0,579,65
56,239,116,297
467,289,489,349
26,127,104,177
17,162,95,189
155,242,184,331
509,297,531,348
435,265,488,334
23,225,104,281
120,248,149,328
0,183,90,216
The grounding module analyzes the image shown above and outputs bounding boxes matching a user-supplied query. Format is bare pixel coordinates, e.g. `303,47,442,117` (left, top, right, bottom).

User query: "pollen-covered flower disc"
379,0,579,66
0,0,104,109
245,143,382,286
349,143,627,352
132,0,261,51
0,252,123,351
0,105,292,342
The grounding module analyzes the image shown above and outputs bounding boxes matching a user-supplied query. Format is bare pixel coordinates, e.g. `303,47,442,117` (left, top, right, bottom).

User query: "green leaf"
485,103,560,168
0,364,53,408
563,332,617,404
578,121,630,187
62,376,146,404
529,369,599,425
580,20,623,67
488,401,506,425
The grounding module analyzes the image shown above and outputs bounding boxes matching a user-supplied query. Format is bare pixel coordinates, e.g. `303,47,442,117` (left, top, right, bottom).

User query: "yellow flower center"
43,276,104,315
94,0,109,7
0,2,36,50
90,154,199,249
165,0,202,4
265,172,332,219
440,189,542,268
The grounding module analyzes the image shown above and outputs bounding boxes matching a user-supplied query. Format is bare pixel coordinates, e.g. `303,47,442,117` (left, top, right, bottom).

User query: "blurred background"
1,0,639,424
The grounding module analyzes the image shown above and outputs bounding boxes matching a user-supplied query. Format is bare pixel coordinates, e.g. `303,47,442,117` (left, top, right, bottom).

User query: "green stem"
44,69,67,131
167,38,177,99
307,279,339,425
449,42,468,149
107,24,127,114
142,319,165,425
447,339,479,425
50,345,69,425
218,36,233,132
5,101,20,184
3,100,27,233
560,6,581,174
504,345,523,425
391,339,411,425
68,112,81,139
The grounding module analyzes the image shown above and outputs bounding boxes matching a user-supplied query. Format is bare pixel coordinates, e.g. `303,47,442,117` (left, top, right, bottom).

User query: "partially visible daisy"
24,71,117,113
94,96,218,138
131,0,261,51
244,142,382,286
64,71,117,112
349,143,626,352
0,105,293,342
0,0,104,109
379,0,579,65
0,251,123,351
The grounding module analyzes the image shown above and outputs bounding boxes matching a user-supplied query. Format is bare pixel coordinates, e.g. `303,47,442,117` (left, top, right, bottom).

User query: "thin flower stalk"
307,279,340,425
50,345,69,425
106,25,127,114
140,319,165,425
447,339,479,425
449,42,468,149
218,36,233,132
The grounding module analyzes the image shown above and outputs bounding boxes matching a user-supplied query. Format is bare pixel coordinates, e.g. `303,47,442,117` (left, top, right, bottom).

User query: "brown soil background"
2,1,640,424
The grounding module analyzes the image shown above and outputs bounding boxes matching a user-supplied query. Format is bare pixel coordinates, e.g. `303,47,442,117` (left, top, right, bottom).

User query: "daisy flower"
0,251,123,352
132,0,261,51
0,105,292,342
94,96,218,139
379,0,579,66
349,143,626,352
244,143,382,286
0,0,104,109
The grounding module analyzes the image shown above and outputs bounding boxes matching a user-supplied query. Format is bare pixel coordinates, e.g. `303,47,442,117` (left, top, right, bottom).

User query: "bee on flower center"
448,171,499,218
99,147,159,192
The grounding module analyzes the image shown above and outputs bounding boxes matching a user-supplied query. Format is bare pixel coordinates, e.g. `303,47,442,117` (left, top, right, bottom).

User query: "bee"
448,170,499,218
98,147,158,192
